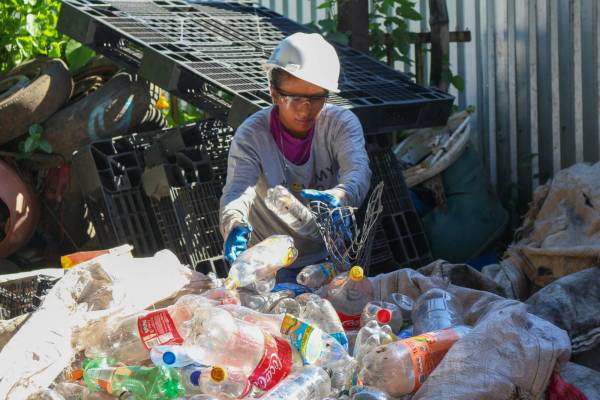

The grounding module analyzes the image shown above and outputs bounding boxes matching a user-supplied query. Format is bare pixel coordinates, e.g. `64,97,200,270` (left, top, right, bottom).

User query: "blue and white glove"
224,223,252,264
300,189,352,242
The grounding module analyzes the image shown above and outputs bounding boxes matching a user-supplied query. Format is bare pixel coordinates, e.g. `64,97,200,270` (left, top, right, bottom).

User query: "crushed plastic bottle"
272,282,313,296
265,185,321,241
358,325,472,397
412,287,464,335
360,301,403,333
225,235,298,290
82,294,215,364
297,293,348,351
239,289,295,312
83,357,184,399
296,262,336,290
200,287,240,305
150,345,194,368
270,297,302,316
352,319,396,366
183,307,298,391
325,266,374,331
260,365,331,400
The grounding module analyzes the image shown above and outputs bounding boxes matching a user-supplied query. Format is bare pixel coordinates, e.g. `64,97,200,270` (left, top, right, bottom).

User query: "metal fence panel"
260,0,600,213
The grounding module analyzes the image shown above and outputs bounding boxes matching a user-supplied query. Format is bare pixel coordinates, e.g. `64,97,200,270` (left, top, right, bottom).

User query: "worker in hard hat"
219,32,372,281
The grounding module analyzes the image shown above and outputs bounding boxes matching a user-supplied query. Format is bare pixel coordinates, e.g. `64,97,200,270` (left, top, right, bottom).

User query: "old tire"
0,58,73,145
43,72,153,159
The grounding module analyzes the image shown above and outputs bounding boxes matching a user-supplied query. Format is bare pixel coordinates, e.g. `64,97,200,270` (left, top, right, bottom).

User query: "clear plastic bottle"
360,301,403,333
82,294,215,364
349,385,391,400
390,293,414,329
296,262,336,289
179,364,207,395
260,366,331,400
358,325,472,397
280,314,355,394
218,303,284,338
270,297,301,316
200,287,240,305
265,185,321,241
239,289,295,312
352,318,396,365
224,235,298,290
412,288,464,335
182,307,298,391
325,266,374,331
82,357,184,399
297,293,348,351
150,345,194,368
199,366,253,399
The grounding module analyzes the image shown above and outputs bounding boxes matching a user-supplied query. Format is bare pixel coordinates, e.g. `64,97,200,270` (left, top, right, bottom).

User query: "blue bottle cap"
190,370,202,386
162,351,176,365
272,282,312,296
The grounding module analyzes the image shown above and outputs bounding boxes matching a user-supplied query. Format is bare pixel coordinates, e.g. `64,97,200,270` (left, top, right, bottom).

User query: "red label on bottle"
337,310,362,331
137,309,184,350
248,334,292,390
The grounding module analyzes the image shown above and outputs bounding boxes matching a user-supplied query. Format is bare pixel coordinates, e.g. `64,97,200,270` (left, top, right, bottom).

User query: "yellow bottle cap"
223,277,238,290
211,366,228,383
349,266,364,281
60,256,74,270
155,94,170,110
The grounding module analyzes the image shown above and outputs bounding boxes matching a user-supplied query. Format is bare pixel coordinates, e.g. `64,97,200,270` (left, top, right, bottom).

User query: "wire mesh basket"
310,182,384,275
0,275,60,320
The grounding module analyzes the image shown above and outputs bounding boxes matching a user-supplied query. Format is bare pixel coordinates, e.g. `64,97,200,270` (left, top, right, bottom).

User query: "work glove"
300,189,352,242
224,223,253,264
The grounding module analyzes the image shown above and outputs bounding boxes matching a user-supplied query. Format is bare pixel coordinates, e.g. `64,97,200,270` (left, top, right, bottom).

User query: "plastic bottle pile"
42,235,470,400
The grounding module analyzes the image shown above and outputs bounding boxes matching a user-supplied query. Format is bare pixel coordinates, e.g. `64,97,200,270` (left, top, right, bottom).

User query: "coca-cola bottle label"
337,310,361,330
137,309,184,350
248,334,292,390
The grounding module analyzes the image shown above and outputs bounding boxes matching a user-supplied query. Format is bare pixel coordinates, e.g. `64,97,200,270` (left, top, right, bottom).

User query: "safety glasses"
274,87,329,109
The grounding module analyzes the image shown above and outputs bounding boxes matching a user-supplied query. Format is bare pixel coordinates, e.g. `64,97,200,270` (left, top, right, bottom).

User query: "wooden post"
337,0,370,52
429,0,450,91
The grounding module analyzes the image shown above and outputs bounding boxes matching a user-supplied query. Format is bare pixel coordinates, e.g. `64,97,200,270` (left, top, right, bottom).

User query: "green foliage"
64,39,96,73
306,0,350,45
440,56,464,92
0,0,68,73
18,123,52,157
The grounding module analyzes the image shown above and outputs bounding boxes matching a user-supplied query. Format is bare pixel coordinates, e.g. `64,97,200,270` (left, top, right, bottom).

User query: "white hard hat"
263,32,341,93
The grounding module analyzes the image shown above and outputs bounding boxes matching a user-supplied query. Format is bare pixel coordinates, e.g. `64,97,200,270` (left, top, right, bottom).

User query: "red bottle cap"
376,308,392,324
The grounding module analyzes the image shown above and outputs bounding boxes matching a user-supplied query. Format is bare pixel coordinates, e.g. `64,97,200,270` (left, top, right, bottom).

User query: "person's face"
270,74,328,137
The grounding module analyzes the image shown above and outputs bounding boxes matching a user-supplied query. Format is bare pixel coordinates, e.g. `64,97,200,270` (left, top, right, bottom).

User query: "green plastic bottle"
83,357,184,399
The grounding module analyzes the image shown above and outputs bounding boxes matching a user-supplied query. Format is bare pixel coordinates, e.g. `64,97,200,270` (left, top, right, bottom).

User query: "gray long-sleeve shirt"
220,104,372,267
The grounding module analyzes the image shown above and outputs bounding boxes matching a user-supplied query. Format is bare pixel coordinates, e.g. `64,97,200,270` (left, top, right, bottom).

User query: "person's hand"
299,189,341,208
224,223,252,264
300,189,351,242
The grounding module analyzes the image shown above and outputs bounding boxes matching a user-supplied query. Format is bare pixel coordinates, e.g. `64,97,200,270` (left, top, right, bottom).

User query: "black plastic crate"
58,0,454,134
0,275,60,319
73,120,234,277
366,149,433,275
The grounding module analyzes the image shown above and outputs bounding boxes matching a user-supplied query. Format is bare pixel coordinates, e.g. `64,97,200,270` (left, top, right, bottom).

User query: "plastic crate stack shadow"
0,275,60,319
73,119,234,277
366,149,433,275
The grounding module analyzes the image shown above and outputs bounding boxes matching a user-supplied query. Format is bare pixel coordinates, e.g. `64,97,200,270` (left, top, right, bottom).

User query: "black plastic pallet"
73,120,234,277
366,149,433,275
58,0,454,134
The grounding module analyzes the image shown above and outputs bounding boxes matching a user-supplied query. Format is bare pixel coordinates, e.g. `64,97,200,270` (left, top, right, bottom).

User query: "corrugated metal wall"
260,0,600,213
